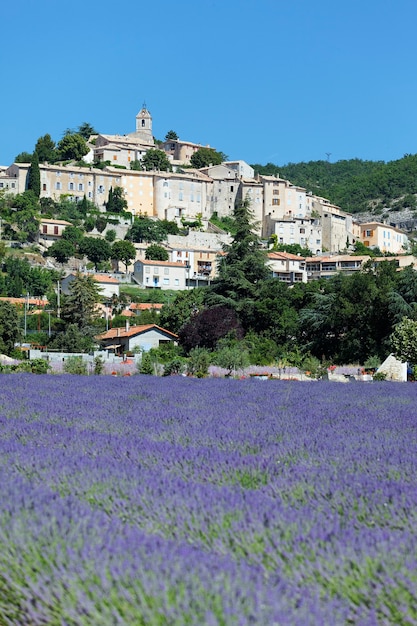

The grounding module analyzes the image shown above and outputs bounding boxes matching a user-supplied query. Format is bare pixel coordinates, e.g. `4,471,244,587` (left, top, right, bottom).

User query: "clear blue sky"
2,0,417,167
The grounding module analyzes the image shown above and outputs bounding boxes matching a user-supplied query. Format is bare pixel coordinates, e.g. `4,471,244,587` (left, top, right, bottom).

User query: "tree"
35,134,57,163
14,151,33,163
111,240,137,273
165,130,178,141
61,274,102,332
159,289,205,335
0,301,19,355
49,323,94,353
178,306,244,354
79,237,112,270
47,239,76,264
145,244,169,261
10,191,40,242
141,149,171,172
27,152,41,198
62,225,85,249
106,187,128,213
57,133,89,161
190,147,225,169
390,317,417,364
77,122,98,140
126,216,167,243
208,198,269,306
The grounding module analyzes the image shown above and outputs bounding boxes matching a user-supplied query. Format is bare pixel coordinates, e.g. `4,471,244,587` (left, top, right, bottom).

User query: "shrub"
63,356,88,375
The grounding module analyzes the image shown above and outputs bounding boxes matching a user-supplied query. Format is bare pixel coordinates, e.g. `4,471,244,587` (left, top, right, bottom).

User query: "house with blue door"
133,258,187,290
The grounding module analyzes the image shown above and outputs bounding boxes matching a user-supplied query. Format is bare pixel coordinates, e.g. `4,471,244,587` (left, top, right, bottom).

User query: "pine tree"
208,198,269,304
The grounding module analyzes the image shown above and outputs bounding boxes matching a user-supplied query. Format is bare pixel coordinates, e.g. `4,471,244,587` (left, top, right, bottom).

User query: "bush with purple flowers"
0,374,416,624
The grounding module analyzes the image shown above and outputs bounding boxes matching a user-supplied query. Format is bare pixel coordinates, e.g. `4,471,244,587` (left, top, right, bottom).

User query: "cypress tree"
28,151,41,197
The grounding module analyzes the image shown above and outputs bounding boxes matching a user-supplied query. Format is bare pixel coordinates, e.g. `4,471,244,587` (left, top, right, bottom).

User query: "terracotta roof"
40,218,72,225
96,324,177,340
92,274,120,284
0,297,49,306
129,303,163,311
268,251,305,261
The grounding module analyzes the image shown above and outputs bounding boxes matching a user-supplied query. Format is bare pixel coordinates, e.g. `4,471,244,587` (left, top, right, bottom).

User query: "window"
56,171,61,176
174,278,179,286
300,228,305,234
142,119,145,127
164,267,169,275
113,155,117,161
154,267,159,274
55,182,61,190
42,184,47,191
68,182,74,191
42,225,47,234
145,267,150,273
273,189,279,195
54,226,59,235
78,183,83,191
163,278,170,285
272,199,280,206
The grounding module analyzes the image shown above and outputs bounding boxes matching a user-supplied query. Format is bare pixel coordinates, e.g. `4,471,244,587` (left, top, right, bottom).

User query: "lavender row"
0,374,416,623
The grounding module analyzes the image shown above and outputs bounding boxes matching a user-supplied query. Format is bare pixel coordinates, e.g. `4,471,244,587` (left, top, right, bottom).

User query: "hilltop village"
0,104,412,289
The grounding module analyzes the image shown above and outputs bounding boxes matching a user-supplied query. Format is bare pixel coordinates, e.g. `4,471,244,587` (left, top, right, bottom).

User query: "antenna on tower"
325,152,332,162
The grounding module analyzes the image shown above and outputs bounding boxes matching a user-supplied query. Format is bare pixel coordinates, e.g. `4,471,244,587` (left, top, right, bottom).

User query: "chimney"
125,319,130,333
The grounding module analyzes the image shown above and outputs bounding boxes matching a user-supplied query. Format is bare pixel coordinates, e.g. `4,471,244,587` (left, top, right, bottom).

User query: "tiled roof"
96,324,177,340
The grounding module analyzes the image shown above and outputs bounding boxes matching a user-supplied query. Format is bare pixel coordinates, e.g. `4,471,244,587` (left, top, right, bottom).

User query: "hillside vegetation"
251,154,417,216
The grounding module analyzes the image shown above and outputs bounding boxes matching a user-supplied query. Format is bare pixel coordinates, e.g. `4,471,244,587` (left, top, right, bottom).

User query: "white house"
133,258,187,290
96,323,177,354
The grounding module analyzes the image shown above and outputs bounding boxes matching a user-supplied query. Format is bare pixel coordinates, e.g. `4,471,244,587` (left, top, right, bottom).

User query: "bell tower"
134,102,153,144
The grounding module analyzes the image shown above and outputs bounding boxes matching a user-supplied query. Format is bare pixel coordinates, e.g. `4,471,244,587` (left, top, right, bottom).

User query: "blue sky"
2,0,417,167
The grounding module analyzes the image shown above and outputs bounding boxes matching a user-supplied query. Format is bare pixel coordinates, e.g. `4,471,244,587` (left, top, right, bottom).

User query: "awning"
103,344,122,350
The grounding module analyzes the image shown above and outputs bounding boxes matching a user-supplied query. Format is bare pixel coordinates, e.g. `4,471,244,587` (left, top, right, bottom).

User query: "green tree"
105,229,116,243
77,122,98,140
0,301,19,355
208,198,269,307
62,225,85,248
79,237,112,270
190,147,225,168
57,133,89,161
27,152,41,198
126,216,167,243
165,130,178,141
14,151,33,163
111,240,136,273
213,338,250,376
159,289,205,334
11,190,40,242
35,134,57,163
50,324,94,353
47,239,76,264
141,149,172,172
390,317,417,364
106,187,128,213
61,274,102,332
145,244,169,261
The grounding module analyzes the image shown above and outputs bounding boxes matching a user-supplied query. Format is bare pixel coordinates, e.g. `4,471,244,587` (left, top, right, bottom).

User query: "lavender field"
0,375,416,625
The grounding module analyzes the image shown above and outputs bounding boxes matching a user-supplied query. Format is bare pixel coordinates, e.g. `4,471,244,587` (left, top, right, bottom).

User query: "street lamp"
23,293,29,338
45,310,53,338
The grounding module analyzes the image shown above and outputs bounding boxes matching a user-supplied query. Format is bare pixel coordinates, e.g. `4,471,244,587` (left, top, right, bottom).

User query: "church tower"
134,102,153,144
